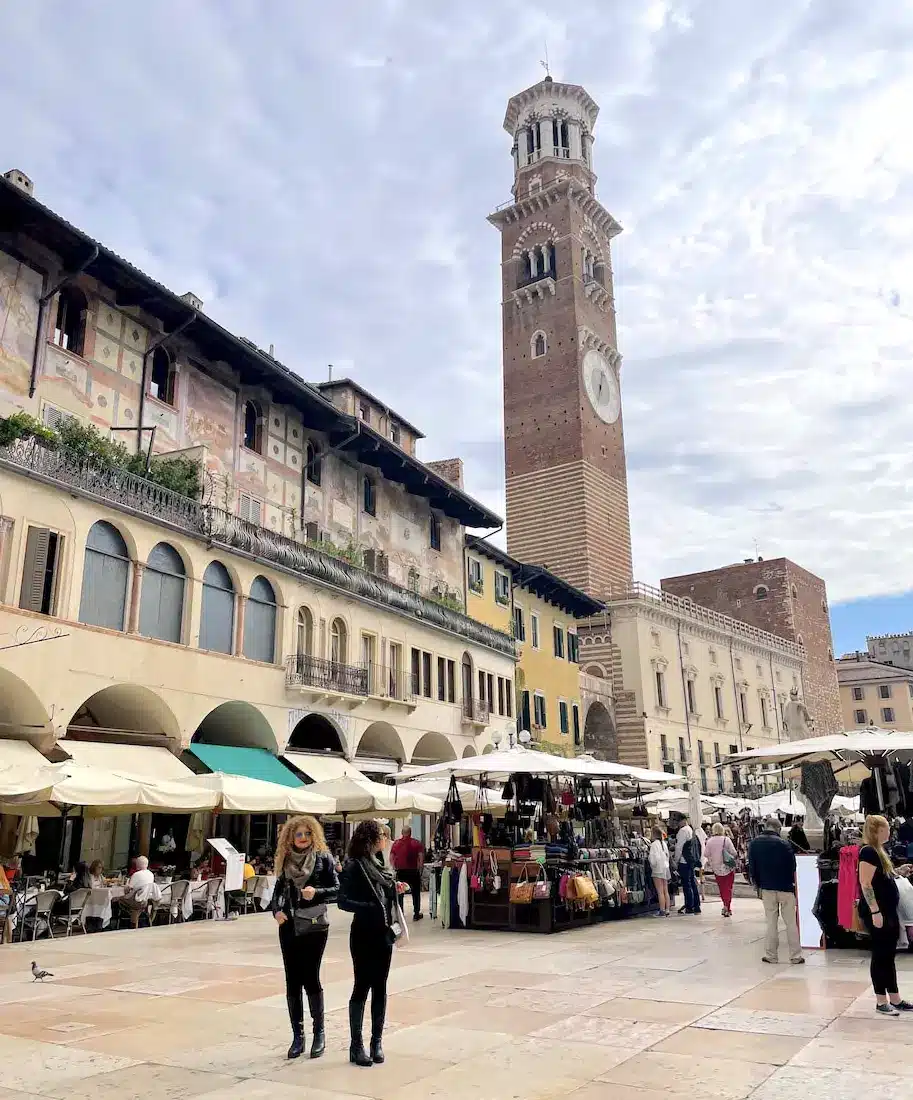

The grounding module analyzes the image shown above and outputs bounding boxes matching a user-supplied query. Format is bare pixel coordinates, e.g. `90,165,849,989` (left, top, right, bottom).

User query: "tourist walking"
338,820,402,1067
747,816,804,964
703,822,737,917
648,826,671,915
673,815,701,914
272,815,338,1060
390,826,425,920
858,814,913,1015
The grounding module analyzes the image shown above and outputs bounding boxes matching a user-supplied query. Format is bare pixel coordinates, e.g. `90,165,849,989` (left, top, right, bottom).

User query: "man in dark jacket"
748,816,804,965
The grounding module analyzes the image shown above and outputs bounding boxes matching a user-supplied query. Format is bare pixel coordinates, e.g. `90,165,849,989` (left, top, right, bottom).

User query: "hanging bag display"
631,784,648,819
532,865,552,901
442,775,463,826
560,781,575,807
489,852,502,893
509,866,534,904
470,850,483,891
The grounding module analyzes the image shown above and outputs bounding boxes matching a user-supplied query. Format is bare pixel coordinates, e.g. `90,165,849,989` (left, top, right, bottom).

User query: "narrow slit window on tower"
532,332,546,358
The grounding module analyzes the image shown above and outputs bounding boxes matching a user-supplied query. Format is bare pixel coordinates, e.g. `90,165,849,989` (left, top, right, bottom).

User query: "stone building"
490,77,816,770
661,558,842,736
866,632,913,672
0,168,514,776
837,652,913,731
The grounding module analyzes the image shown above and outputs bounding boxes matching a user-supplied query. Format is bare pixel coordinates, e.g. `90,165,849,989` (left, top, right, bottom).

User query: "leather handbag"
470,851,483,891
509,867,534,904
442,776,463,826
568,873,599,910
532,866,552,901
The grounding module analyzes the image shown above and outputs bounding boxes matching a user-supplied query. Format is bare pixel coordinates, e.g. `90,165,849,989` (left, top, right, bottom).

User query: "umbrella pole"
57,804,71,875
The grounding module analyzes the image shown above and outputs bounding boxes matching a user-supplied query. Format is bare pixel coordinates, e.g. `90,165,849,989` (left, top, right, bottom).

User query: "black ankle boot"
370,990,386,1063
307,993,325,1059
348,1002,372,1067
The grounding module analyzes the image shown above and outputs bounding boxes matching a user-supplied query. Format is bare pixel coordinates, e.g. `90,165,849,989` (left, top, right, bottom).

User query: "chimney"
3,169,34,196
181,291,203,311
427,458,464,489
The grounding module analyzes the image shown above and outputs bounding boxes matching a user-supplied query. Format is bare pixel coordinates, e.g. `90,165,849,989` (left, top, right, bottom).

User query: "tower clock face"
582,349,620,424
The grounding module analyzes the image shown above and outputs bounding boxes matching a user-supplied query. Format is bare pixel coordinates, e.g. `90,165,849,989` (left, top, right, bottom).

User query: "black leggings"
350,924,393,1038
279,921,328,1022
865,915,899,996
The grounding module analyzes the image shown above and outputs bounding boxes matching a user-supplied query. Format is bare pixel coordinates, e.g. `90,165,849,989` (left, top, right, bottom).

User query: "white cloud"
2,0,913,599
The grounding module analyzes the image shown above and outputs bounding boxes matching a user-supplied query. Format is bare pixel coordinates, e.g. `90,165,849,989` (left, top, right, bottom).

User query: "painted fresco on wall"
0,251,42,401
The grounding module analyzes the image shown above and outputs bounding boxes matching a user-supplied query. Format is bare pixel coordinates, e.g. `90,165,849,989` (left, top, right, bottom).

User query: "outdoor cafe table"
252,874,277,909
82,886,126,928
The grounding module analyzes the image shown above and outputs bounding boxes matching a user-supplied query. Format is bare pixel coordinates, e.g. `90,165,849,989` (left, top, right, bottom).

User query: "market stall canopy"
307,776,442,819
726,726,913,782
174,771,336,814
391,746,684,786
185,744,303,787
55,739,196,782
283,752,369,783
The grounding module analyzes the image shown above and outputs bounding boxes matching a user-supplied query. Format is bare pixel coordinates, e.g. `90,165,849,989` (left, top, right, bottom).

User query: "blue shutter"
139,542,185,643
79,521,129,631
243,575,276,663
200,561,235,653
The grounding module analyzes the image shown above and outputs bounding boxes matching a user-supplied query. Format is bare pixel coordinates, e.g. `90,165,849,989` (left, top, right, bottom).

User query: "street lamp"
492,728,531,750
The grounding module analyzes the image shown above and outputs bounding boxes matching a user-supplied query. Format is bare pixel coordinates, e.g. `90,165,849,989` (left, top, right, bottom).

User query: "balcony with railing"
365,664,416,709
462,698,490,727
286,654,369,702
0,437,515,659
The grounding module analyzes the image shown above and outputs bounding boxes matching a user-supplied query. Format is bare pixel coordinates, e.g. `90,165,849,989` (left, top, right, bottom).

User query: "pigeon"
31,961,53,982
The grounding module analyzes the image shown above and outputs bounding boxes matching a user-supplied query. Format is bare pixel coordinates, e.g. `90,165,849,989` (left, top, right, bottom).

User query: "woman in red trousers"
703,823,738,917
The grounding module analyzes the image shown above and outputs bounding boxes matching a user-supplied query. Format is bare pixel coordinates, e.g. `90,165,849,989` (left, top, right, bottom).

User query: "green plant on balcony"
429,586,464,613
310,536,363,567
0,413,202,500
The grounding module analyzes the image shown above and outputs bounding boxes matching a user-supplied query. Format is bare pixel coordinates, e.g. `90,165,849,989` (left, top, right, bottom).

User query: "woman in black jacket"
271,815,338,1059
337,819,402,1067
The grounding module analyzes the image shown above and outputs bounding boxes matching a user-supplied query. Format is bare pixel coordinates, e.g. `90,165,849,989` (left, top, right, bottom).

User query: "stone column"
127,562,145,633
539,117,553,158
568,120,582,161
136,814,152,858
234,594,246,657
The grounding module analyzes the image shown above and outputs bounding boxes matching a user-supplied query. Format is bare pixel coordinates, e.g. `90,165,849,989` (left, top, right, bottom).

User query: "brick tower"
490,77,633,599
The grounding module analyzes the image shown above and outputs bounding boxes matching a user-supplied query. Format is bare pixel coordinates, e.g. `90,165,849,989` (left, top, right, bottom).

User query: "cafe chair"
150,880,191,925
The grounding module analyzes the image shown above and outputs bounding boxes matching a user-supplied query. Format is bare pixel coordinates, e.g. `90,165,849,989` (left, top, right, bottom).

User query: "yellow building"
464,538,603,755
837,653,913,730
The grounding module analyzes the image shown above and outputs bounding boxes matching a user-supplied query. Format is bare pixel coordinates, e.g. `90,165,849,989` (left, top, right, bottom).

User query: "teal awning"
186,745,303,788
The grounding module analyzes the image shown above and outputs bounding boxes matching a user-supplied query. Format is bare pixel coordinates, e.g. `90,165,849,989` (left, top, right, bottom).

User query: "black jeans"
865,913,899,996
396,869,422,916
279,920,328,1023
350,923,393,1040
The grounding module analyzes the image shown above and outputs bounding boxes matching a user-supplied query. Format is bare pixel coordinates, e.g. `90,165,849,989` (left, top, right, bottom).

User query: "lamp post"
492,728,531,751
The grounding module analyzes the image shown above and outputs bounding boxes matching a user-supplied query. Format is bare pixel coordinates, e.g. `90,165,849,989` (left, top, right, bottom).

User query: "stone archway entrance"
287,712,346,755
583,701,618,761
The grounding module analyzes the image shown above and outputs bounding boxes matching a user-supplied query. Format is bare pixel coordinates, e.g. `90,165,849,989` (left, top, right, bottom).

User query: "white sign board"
795,854,823,950
207,837,244,892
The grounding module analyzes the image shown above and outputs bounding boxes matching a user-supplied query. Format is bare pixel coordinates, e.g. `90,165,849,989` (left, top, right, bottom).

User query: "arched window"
296,606,314,656
150,346,176,406
139,542,186,643
53,287,87,355
199,561,234,654
531,331,547,358
305,439,322,486
330,617,348,666
790,583,798,600
754,584,769,601
79,520,130,631
797,633,805,648
243,400,263,453
243,575,277,663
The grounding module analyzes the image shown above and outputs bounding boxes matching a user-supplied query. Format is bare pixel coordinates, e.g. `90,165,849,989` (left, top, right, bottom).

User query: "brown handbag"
510,867,534,904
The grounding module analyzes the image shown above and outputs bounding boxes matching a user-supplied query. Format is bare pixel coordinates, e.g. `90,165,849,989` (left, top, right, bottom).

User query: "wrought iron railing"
462,699,490,724
0,438,515,658
366,664,415,704
285,654,369,696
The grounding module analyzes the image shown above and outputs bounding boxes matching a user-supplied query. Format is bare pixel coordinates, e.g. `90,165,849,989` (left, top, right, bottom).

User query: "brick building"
660,558,842,736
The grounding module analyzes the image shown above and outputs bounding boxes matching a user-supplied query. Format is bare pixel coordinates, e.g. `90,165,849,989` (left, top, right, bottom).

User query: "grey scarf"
283,844,317,891
358,854,396,921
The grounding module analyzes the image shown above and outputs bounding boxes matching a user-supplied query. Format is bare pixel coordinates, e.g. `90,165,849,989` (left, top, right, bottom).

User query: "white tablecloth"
190,880,225,918
254,875,277,910
82,886,125,928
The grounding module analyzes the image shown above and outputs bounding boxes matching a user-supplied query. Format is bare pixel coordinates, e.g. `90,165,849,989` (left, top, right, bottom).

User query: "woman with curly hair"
337,819,401,1067
271,815,338,1058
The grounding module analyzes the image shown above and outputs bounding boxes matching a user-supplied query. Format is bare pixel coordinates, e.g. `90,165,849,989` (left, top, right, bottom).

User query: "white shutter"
238,492,263,525
41,404,76,431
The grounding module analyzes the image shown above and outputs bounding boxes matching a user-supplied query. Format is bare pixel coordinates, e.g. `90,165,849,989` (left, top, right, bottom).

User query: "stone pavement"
0,898,911,1099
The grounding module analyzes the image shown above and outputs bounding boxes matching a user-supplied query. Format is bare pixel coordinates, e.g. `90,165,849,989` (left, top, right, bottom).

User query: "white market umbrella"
14,815,39,855
400,777,510,816
392,745,684,787
727,727,913,778
174,772,336,815
307,776,441,820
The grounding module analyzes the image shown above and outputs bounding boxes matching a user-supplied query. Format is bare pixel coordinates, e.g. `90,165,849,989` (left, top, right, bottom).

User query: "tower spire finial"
540,43,551,79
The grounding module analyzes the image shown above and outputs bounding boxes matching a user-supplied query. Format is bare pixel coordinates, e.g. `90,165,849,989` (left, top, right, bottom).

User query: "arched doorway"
356,722,405,763
192,701,277,752
0,668,50,743
66,684,181,748
411,732,457,765
288,713,345,755
583,701,618,761
462,746,478,759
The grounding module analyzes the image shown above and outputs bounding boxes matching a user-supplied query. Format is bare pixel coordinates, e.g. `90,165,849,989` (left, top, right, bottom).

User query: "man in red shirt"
390,826,425,920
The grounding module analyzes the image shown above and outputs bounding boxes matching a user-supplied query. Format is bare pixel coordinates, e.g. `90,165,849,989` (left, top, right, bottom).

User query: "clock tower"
490,76,633,598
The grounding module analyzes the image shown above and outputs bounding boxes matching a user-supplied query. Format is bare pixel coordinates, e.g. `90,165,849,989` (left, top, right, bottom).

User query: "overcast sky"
3,0,913,611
